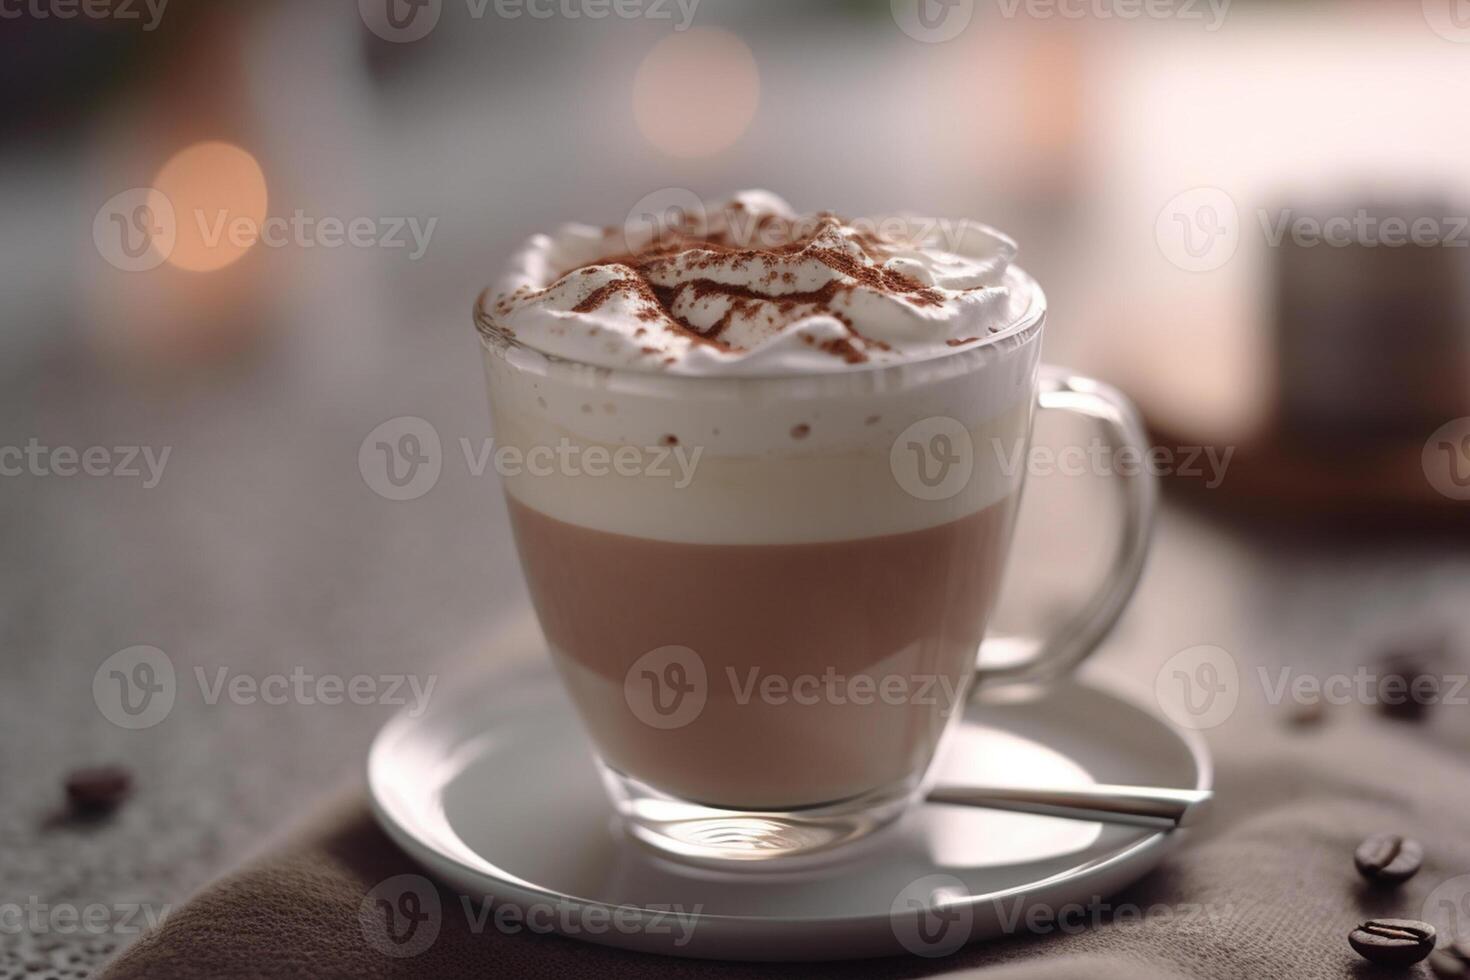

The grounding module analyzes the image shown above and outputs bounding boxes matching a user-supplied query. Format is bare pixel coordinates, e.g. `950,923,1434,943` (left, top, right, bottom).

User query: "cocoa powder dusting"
513,209,967,365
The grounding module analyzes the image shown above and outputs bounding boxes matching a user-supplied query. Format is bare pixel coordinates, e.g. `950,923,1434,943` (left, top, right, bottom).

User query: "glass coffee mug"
474,268,1155,865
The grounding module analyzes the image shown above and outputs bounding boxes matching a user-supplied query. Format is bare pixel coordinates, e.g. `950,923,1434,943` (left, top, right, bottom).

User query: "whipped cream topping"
484,191,1029,375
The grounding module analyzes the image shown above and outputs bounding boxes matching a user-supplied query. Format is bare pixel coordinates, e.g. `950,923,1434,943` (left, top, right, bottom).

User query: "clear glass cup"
474,267,1154,866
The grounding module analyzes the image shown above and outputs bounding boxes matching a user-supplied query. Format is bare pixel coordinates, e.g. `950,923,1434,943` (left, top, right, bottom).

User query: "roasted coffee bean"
1430,941,1470,980
65,766,132,817
1354,832,1424,884
1349,919,1437,967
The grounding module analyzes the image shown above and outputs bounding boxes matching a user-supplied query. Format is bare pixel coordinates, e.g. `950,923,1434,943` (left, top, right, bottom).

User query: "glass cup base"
596,761,917,868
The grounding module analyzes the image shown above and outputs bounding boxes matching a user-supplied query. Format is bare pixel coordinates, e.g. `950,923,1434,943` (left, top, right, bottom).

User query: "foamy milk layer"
478,194,1046,544
482,336,1039,544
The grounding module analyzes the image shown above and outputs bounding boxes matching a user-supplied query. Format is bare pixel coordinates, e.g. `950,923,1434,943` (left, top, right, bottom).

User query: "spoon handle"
925,783,1212,829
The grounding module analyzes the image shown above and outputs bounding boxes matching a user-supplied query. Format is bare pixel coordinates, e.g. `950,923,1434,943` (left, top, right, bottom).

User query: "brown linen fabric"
101,699,1470,980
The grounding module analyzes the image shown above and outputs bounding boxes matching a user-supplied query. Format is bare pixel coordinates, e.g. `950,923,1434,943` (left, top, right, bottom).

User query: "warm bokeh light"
152,141,269,273
632,29,760,159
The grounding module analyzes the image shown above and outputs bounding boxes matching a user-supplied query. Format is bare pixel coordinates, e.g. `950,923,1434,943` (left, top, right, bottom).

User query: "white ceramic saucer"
368,619,1211,961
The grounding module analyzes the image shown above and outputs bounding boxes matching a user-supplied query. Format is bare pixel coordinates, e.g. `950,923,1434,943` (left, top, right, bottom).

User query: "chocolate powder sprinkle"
498,209,982,365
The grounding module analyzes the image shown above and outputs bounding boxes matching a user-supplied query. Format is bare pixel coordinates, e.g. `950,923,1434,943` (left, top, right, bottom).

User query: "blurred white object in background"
1084,3,1470,441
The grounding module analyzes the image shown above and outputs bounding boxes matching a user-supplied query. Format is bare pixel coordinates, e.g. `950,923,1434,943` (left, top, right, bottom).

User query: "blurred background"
3,0,1469,975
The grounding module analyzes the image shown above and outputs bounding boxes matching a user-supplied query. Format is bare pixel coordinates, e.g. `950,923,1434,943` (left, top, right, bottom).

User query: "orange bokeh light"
152,141,269,273
633,29,760,159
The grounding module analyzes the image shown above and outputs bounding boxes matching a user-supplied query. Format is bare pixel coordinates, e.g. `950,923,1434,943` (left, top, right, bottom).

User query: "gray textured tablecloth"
100,665,1470,980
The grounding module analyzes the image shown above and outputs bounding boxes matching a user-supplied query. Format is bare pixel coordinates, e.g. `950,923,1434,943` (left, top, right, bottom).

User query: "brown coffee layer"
507,495,1019,808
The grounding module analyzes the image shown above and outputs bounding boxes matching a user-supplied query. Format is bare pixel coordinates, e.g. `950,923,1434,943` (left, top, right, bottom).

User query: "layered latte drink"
477,192,1048,861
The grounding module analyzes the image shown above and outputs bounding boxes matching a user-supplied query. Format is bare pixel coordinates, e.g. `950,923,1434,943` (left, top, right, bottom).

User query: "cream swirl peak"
484,191,1030,375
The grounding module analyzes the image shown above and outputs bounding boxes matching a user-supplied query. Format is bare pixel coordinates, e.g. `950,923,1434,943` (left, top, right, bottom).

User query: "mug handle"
972,366,1158,692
